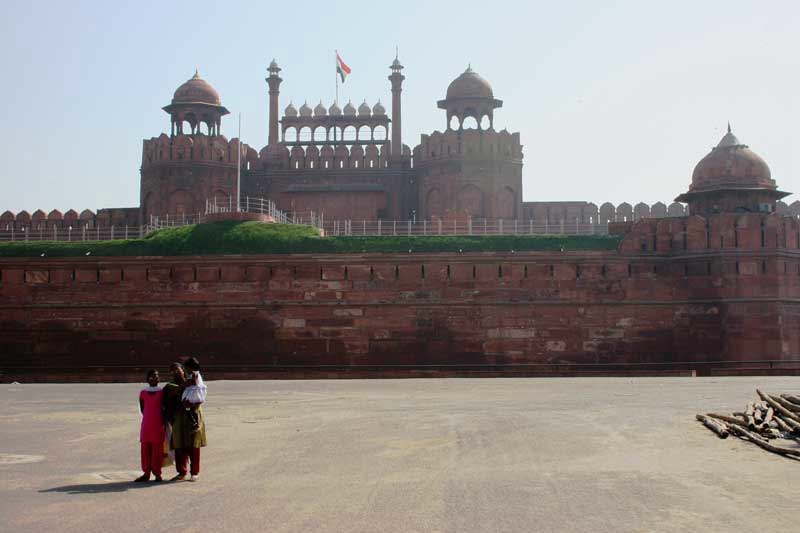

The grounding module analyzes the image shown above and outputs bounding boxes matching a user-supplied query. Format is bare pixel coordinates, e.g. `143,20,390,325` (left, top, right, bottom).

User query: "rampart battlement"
415,129,523,163
523,200,800,225
141,133,258,170
2,208,97,230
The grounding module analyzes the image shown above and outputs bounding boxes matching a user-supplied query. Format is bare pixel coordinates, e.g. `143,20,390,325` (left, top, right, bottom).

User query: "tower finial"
395,45,399,60
727,121,731,134
194,68,199,78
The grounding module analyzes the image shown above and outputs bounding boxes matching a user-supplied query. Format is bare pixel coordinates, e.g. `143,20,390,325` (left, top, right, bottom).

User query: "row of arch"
448,115,492,131
169,112,221,136
283,124,388,143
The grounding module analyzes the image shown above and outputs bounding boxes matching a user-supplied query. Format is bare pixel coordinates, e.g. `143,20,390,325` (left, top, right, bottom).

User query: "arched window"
283,127,297,143
480,115,491,130
449,116,460,130
373,125,387,141
462,116,478,129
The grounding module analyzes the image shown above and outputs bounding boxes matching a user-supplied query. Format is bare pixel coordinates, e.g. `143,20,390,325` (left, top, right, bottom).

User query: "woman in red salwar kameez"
135,369,165,482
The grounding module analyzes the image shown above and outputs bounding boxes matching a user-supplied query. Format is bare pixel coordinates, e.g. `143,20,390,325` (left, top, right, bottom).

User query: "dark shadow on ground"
39,479,181,494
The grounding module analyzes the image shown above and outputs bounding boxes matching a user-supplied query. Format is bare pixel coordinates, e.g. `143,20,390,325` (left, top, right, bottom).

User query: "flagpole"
237,113,241,213
335,49,339,106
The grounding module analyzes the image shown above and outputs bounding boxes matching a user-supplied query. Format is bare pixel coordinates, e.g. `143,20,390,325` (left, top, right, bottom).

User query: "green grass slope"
0,221,621,258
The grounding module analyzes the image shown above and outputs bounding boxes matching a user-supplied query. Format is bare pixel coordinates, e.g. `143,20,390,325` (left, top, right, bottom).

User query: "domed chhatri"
163,70,229,136
172,70,222,106
445,65,494,100
372,100,386,115
343,100,356,116
314,101,328,116
358,100,372,116
329,102,342,116
676,125,790,215
437,65,503,130
284,102,298,117
299,101,313,117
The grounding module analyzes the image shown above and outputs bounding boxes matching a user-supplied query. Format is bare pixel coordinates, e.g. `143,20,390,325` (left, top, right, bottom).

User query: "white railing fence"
316,218,609,237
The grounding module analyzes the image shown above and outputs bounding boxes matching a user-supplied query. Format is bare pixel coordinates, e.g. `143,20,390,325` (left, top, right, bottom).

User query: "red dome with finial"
689,124,775,192
172,70,221,106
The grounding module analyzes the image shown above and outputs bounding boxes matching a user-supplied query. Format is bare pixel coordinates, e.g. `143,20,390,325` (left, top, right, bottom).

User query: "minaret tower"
388,53,405,165
266,59,282,147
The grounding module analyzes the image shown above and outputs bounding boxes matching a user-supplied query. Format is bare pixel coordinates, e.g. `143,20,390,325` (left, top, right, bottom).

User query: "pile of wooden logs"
696,390,800,458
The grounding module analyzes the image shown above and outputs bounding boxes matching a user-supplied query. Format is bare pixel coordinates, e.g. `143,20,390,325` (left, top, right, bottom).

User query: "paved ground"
1,377,799,533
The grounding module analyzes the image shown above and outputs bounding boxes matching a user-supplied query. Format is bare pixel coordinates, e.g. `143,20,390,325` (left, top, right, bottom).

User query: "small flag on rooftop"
336,52,351,83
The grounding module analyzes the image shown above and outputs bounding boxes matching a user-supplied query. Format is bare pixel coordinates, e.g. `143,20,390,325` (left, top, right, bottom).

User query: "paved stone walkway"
1,377,799,532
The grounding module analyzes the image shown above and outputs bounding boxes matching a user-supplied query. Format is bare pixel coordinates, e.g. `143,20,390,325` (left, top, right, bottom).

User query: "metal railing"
317,218,609,237
0,225,146,242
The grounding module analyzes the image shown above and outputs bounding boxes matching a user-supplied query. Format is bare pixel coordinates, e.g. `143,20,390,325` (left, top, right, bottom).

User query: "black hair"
184,357,200,371
146,368,159,378
169,362,184,371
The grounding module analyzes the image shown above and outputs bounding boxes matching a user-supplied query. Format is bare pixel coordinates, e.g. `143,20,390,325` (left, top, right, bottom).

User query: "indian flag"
336,52,351,83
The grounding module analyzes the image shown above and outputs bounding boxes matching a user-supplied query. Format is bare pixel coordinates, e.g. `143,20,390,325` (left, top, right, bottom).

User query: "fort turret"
415,66,523,220
140,71,256,223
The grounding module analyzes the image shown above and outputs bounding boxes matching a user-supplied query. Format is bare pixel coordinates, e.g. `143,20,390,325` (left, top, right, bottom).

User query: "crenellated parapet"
0,208,134,229
522,199,799,225
142,133,257,169
415,128,522,163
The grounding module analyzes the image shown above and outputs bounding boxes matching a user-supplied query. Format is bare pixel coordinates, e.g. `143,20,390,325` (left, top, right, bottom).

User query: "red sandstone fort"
1,58,799,380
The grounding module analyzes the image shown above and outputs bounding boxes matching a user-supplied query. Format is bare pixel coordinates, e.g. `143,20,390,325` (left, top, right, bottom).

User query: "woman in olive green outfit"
163,362,207,482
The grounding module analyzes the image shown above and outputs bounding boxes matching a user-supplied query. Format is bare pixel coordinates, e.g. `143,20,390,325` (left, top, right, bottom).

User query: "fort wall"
1,214,798,381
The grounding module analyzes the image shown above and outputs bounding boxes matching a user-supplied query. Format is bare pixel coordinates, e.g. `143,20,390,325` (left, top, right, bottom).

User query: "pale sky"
0,0,798,213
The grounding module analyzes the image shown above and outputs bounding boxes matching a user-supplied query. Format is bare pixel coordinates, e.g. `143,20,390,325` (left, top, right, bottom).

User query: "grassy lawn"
0,221,621,257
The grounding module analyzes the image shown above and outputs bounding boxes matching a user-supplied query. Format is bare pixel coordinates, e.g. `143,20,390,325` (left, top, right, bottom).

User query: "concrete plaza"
1,377,799,533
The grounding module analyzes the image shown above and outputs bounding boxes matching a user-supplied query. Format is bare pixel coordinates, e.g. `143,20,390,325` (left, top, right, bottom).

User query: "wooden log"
763,406,774,427
772,415,792,433
781,394,800,406
753,407,765,424
772,395,800,414
777,415,800,433
756,390,800,424
762,428,782,439
696,414,730,439
744,402,757,429
707,413,749,428
728,425,800,458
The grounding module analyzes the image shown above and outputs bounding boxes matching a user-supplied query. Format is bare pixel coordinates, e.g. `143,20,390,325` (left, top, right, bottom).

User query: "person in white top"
181,357,207,432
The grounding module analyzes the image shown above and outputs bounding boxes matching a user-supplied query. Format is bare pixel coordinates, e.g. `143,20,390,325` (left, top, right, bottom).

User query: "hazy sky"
0,0,798,213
